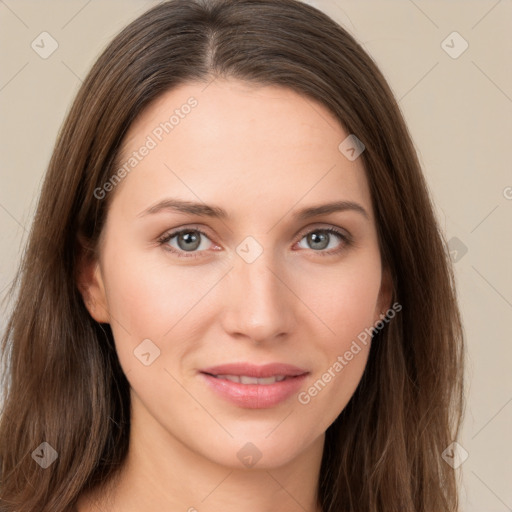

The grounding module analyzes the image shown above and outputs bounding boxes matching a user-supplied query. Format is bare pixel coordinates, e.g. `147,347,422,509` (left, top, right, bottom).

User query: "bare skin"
77,78,392,512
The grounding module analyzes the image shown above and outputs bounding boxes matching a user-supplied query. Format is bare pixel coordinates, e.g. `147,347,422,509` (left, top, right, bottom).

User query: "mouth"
199,362,309,409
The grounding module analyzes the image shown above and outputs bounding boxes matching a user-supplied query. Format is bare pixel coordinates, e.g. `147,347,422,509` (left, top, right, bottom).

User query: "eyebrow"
138,198,370,221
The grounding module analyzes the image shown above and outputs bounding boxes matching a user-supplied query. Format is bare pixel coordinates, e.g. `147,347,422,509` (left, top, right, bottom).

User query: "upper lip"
200,363,309,378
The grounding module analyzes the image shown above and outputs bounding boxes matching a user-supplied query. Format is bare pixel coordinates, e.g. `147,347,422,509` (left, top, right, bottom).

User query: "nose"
220,247,297,344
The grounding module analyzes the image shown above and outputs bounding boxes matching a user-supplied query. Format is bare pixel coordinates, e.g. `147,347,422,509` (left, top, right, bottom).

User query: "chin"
198,428,320,471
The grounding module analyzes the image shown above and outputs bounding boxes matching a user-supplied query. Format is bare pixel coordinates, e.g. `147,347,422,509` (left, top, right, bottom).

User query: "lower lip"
200,373,308,409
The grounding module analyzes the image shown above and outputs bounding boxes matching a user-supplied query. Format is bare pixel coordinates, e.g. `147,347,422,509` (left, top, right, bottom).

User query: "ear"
76,240,110,324
373,264,394,324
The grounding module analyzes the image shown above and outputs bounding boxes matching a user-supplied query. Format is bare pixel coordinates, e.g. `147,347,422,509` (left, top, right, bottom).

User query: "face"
81,78,392,470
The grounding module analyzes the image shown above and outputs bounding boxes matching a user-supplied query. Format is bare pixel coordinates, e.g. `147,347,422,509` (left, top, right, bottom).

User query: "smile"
199,363,309,409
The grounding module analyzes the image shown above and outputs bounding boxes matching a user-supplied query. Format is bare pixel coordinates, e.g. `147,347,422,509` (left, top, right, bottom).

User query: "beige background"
1,0,511,510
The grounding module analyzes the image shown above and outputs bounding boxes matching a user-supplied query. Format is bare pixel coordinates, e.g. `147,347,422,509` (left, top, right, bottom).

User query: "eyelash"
157,225,352,259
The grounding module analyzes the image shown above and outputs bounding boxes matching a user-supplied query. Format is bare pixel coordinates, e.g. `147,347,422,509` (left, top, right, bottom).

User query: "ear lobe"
76,241,110,324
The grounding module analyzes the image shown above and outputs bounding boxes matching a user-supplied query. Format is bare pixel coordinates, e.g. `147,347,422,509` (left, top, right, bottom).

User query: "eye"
157,227,215,259
295,227,351,256
157,225,352,259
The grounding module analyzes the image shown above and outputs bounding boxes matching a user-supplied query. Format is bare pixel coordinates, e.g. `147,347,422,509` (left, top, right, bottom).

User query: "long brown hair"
0,1,465,510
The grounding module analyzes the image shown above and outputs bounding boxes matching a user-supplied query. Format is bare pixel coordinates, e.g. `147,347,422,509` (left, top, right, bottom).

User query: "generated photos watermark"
94,96,198,200
297,301,402,405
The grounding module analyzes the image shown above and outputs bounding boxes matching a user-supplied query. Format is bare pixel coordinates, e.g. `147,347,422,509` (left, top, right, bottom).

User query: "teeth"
217,375,240,383
240,376,259,384
215,375,287,384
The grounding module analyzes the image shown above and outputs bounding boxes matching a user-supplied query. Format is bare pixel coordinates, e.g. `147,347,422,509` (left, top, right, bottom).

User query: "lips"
199,362,309,409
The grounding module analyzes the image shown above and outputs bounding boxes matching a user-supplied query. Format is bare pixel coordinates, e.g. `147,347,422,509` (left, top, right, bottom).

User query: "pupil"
179,231,200,251
309,232,328,250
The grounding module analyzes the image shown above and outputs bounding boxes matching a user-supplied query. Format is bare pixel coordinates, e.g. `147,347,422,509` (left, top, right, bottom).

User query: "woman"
0,0,465,511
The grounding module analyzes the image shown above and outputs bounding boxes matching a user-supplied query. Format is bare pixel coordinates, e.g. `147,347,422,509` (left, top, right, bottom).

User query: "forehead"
122,79,344,155
111,79,373,223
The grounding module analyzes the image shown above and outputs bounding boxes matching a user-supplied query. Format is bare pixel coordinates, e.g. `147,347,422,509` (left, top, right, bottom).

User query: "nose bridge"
223,240,294,341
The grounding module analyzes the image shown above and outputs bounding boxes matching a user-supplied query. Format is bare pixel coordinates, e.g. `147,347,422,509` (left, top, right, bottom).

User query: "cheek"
291,256,381,414
103,248,211,333
293,267,379,431
100,248,212,378
296,255,382,346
